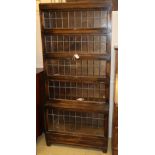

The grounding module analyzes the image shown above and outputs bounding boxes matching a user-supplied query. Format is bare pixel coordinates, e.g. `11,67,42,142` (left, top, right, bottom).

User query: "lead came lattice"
48,109,105,137
43,10,108,29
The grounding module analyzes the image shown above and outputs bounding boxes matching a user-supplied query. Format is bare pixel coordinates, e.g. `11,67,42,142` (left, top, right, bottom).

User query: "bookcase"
39,1,112,152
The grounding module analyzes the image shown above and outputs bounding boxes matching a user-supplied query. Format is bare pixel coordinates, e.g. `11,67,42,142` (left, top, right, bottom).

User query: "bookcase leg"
102,147,107,153
46,140,51,146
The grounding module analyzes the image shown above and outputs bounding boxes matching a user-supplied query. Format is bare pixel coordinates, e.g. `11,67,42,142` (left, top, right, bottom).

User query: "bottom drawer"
45,132,108,151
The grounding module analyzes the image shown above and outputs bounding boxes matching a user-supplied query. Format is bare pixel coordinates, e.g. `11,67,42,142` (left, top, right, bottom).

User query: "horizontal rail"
45,99,109,113
39,2,112,11
43,28,110,35
44,53,111,60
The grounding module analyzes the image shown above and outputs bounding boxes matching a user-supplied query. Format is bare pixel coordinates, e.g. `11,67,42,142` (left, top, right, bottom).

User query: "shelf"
44,52,111,60
46,99,109,113
43,28,109,35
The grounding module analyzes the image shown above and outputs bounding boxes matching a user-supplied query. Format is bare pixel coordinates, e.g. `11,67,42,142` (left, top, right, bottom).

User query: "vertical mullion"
100,10,102,28
99,60,101,77
70,59,71,76
86,10,88,28
93,10,95,28
76,60,77,76
53,81,55,99
81,11,82,28
45,36,47,52
87,83,89,100
69,112,70,125
93,83,95,100
76,82,77,99
64,60,65,75
65,82,66,99
52,110,54,130
81,112,82,129
68,11,69,29
87,36,89,53
75,36,76,53
93,35,95,53
49,12,51,28
81,60,82,76
63,111,65,132
70,82,71,100
59,81,60,99
82,82,83,98
74,112,76,131
74,11,75,28
81,35,82,53
69,36,70,53
91,113,93,128
61,11,63,28
63,36,64,52
55,12,57,28
52,61,54,75
93,60,94,76
50,36,52,53
56,36,58,52
87,59,88,76
98,116,99,128
100,36,102,53
58,60,59,74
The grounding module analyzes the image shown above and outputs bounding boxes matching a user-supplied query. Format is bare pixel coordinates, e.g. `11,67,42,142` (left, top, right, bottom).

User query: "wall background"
36,0,118,137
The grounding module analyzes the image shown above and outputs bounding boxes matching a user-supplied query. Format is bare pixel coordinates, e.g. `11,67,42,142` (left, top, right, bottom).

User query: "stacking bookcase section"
46,109,105,136
47,80,108,102
43,9,108,29
40,1,112,152
44,35,108,54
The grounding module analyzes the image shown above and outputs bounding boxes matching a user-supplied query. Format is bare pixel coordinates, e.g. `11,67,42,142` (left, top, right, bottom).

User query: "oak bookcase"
39,1,112,152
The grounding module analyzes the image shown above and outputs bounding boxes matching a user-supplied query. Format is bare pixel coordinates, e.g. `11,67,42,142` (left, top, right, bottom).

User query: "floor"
37,134,112,155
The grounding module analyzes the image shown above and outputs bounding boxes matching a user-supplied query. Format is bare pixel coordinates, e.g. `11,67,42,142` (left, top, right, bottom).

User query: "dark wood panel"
43,28,109,35
40,1,112,10
44,53,111,60
45,99,109,113
46,75,110,83
36,69,45,139
112,0,118,11
112,47,118,155
45,131,108,152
